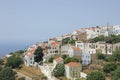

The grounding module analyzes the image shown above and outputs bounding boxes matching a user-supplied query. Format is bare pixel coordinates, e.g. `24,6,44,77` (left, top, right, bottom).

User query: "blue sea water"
0,41,35,58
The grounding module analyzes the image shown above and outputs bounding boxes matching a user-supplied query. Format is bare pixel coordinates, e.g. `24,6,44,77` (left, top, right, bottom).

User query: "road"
39,63,59,80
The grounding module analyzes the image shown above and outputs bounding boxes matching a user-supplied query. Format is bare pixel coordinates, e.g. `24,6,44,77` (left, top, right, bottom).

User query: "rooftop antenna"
107,22,109,31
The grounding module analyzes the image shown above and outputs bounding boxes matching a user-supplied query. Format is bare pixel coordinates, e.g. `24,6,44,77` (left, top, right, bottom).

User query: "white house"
86,48,96,54
55,36,63,41
108,25,120,35
68,46,81,58
65,62,81,80
82,53,91,65
24,44,37,66
76,41,96,54
24,53,35,66
75,41,84,53
84,27,100,39
100,26,109,36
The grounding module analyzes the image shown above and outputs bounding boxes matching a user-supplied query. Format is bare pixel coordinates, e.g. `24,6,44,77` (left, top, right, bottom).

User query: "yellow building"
65,62,81,80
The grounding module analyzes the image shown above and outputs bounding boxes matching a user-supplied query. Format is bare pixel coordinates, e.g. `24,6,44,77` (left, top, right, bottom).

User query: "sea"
0,41,36,58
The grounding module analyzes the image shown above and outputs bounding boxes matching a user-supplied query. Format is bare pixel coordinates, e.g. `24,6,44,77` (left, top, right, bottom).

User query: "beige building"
68,46,82,58
113,42,120,51
48,41,60,54
65,62,81,80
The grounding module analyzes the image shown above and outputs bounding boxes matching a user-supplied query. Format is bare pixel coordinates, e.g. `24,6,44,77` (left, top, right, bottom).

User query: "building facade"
65,62,81,80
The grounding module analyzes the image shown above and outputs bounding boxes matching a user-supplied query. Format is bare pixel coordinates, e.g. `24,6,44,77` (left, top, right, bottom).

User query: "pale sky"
0,0,120,43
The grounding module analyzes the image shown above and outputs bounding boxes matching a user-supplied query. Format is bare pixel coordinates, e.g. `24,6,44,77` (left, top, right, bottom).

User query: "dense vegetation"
0,59,4,65
48,57,54,63
6,56,22,68
34,46,44,62
97,53,105,60
52,63,65,77
111,67,120,80
64,57,79,64
106,49,120,62
87,71,105,80
103,63,117,74
91,35,120,44
0,67,16,80
10,50,25,57
62,37,76,45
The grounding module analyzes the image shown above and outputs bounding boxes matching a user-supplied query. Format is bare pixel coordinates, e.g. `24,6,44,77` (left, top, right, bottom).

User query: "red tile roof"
71,47,80,50
41,43,47,49
27,53,34,57
51,42,60,47
66,62,80,67
55,57,63,62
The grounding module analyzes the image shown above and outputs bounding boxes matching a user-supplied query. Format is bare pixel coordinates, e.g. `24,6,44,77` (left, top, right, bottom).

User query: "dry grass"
16,65,42,78
59,76,69,80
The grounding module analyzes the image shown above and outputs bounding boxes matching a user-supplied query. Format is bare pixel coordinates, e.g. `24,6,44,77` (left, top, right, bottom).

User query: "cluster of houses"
23,25,120,80
53,57,82,80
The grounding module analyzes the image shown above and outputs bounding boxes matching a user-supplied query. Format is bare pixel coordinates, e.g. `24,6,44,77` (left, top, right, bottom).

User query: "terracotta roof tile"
51,42,60,47
71,47,80,50
26,53,34,57
55,57,63,62
66,62,80,67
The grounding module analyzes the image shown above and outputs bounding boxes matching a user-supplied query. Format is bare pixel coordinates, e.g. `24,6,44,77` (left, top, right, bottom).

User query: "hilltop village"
23,25,120,80
1,25,120,80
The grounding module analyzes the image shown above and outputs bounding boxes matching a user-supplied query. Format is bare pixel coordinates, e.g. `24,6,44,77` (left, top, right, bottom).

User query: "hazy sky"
0,0,120,43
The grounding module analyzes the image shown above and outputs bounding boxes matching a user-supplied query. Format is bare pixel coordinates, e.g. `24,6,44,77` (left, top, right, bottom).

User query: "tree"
0,67,16,80
103,63,117,74
0,59,4,65
106,49,120,62
93,37,101,42
52,63,65,77
111,67,120,80
62,37,70,45
105,56,116,62
68,39,76,44
97,53,105,60
34,46,44,62
87,71,105,80
6,56,22,68
0,66,3,71
64,57,79,64
61,54,67,60
112,49,120,61
48,57,54,63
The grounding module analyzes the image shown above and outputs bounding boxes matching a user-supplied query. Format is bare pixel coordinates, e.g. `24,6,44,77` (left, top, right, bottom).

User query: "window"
96,45,98,48
30,58,32,60
116,46,118,49
97,30,99,32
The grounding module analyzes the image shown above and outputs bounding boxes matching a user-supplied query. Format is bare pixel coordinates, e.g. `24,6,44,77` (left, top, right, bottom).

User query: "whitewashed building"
75,41,84,52
84,27,100,39
75,41,96,54
24,53,35,66
108,25,120,35
100,26,109,36
24,44,37,66
82,53,91,65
